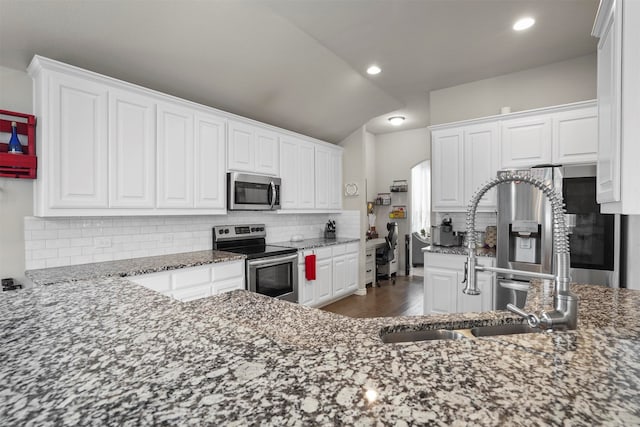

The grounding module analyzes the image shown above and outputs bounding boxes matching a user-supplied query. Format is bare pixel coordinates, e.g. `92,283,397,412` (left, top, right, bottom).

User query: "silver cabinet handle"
269,181,276,209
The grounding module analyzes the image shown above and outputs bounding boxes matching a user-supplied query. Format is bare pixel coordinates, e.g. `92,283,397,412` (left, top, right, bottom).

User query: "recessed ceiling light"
513,17,535,31
367,65,382,75
388,116,405,126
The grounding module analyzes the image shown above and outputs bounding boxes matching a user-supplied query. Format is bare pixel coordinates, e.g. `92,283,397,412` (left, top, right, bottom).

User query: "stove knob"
251,227,256,232
218,229,224,235
224,228,230,234
258,227,264,232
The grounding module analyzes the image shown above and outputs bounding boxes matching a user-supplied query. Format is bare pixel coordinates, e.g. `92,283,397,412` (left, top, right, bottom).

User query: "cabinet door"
227,120,254,172
171,284,212,302
500,116,552,168
255,128,279,176
595,4,621,204
315,146,331,209
552,107,598,165
279,137,300,209
464,123,498,210
432,129,465,211
315,257,333,305
332,255,347,297
49,72,108,208
194,112,226,209
424,267,458,315
329,149,343,209
298,142,316,209
345,252,359,292
157,103,194,208
213,278,244,295
109,89,156,208
457,271,494,313
298,264,315,306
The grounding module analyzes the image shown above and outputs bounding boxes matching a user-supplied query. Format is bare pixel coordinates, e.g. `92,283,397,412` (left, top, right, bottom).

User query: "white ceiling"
0,0,598,143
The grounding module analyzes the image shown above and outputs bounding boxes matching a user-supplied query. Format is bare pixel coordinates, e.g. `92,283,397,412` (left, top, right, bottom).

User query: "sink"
470,324,542,337
380,329,466,343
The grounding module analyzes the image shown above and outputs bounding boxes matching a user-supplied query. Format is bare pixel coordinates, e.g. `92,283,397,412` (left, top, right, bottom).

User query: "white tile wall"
24,210,361,269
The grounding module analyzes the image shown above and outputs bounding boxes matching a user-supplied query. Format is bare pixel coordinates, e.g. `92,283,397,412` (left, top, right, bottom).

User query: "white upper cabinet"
429,101,598,214
194,113,226,209
228,120,279,176
464,123,499,209
592,0,640,214
432,123,497,212
500,116,552,168
298,142,316,209
255,128,279,175
279,135,316,210
328,149,343,210
29,55,337,216
157,103,195,208
552,106,598,165
109,89,156,208
46,71,109,210
314,144,342,210
431,129,465,211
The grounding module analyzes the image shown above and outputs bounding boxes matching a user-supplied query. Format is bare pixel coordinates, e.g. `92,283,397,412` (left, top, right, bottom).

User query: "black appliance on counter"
212,224,298,302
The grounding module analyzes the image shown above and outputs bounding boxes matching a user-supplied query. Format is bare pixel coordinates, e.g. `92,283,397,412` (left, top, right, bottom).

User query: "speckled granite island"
2,255,640,425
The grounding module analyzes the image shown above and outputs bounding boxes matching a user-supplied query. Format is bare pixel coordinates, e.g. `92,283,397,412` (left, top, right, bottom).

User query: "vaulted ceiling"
0,0,598,143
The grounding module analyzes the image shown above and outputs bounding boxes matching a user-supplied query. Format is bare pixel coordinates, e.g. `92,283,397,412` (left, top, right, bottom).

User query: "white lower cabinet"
129,260,244,302
365,248,375,285
298,243,359,307
424,252,495,315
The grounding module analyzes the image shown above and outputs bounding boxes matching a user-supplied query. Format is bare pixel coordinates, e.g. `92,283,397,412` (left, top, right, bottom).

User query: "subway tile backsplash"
24,210,360,270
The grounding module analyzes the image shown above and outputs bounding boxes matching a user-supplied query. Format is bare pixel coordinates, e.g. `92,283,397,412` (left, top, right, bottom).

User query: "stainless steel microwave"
227,172,281,211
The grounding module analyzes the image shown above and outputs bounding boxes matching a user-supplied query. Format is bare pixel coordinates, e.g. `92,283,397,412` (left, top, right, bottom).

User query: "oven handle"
248,253,298,267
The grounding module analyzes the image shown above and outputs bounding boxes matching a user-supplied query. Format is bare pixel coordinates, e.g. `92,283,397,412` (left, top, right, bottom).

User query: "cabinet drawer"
213,277,245,295
172,266,212,290
212,260,243,281
131,272,171,293
346,242,359,254
332,244,346,256
171,284,212,302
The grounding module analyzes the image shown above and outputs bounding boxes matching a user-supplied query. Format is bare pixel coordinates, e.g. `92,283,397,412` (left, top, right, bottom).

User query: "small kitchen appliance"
431,217,462,247
212,224,298,302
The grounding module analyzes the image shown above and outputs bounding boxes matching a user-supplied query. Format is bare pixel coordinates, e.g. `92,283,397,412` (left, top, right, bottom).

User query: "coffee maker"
431,217,462,247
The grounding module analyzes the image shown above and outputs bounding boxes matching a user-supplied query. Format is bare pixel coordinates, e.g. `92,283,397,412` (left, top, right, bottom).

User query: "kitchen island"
2,260,640,425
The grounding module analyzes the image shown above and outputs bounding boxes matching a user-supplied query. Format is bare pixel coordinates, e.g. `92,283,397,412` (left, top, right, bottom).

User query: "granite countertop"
3,268,640,424
272,237,360,250
25,250,245,286
423,244,497,257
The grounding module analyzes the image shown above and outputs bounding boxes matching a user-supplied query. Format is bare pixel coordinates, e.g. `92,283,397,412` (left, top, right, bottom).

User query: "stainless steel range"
212,224,298,303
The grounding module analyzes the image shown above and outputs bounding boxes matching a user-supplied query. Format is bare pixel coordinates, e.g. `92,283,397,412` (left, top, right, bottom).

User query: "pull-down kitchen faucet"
461,173,578,330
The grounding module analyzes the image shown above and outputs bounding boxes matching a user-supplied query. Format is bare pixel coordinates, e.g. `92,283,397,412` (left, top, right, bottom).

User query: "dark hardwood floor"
321,275,424,318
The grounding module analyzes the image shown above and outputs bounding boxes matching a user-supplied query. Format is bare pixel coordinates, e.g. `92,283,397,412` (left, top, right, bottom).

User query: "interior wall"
364,130,376,202
339,126,367,293
429,53,597,125
0,65,34,286
624,216,640,290
373,127,429,275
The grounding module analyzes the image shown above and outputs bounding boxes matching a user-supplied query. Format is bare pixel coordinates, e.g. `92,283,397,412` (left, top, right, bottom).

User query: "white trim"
27,55,341,150
428,100,597,132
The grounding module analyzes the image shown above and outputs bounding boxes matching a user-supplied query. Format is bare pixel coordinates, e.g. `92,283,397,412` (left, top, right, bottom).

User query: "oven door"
246,253,298,302
228,172,281,211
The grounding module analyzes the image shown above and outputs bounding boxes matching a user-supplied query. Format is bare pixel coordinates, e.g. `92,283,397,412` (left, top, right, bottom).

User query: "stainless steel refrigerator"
495,165,621,309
